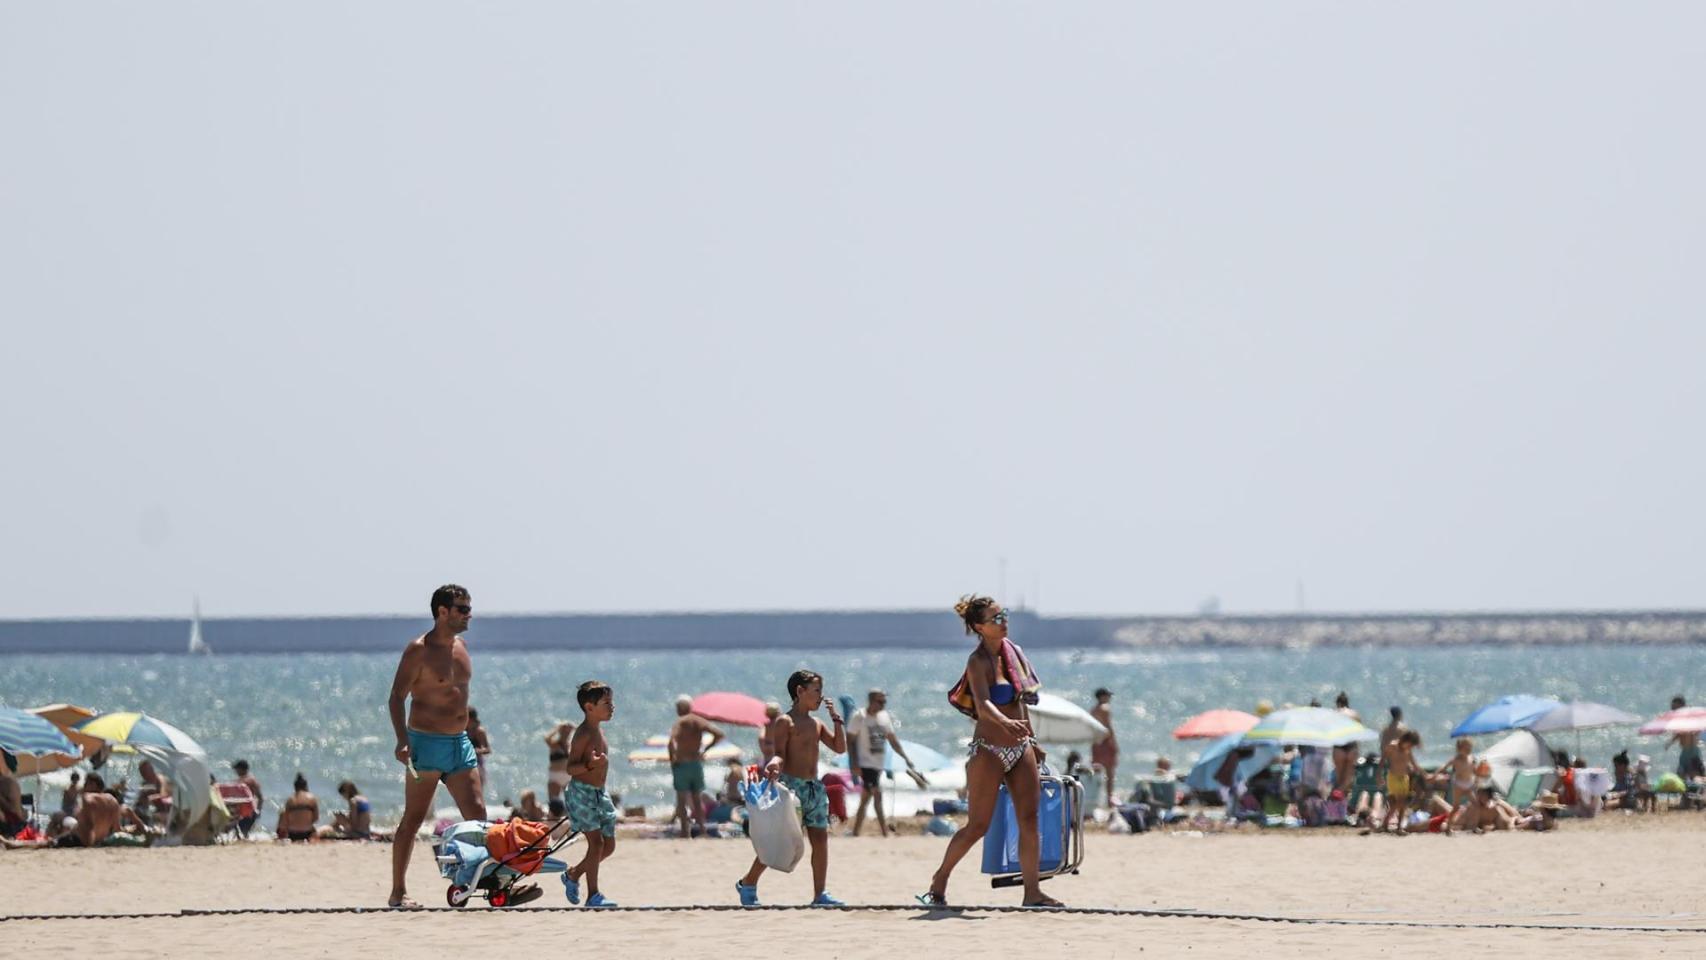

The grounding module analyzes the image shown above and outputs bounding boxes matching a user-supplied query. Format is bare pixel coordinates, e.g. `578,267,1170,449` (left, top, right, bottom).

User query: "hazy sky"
3,3,1702,620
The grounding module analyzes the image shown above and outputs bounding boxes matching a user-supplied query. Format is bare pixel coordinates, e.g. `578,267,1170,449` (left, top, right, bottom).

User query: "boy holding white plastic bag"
737,669,847,906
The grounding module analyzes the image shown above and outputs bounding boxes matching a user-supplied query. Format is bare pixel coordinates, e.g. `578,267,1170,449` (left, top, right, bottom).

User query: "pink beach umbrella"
1172,709,1261,740
1638,707,1706,736
690,691,772,728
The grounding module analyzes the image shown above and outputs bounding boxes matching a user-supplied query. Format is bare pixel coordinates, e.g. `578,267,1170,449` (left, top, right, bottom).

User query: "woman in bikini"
920,595,1062,909
275,773,320,842
544,721,575,817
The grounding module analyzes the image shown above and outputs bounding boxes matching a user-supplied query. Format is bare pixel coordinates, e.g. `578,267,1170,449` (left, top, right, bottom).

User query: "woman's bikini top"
990,683,1018,706
549,750,569,763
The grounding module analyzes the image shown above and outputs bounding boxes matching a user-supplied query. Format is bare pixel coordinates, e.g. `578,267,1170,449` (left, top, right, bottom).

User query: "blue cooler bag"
981,776,1070,877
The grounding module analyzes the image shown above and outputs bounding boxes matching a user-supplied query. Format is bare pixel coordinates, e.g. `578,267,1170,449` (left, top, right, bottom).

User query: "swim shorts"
858,767,883,789
1386,772,1411,799
407,729,478,776
568,780,618,839
672,760,706,794
782,774,829,830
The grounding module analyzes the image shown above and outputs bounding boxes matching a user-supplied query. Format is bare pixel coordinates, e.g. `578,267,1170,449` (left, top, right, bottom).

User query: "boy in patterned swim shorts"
562,680,619,908
737,669,847,907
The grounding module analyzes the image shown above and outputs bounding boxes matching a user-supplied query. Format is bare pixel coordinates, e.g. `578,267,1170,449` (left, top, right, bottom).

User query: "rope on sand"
2,904,1705,933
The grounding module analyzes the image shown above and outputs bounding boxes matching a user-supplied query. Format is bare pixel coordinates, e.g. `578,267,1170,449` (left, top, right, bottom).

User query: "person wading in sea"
385,584,492,909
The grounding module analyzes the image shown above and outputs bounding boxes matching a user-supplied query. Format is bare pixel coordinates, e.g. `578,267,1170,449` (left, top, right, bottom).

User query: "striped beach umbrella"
0,706,79,762
1243,706,1377,748
1639,707,1706,736
626,733,745,765
74,711,207,759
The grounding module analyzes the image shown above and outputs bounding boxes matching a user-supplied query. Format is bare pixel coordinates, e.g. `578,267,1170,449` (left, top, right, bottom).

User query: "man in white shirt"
847,689,917,837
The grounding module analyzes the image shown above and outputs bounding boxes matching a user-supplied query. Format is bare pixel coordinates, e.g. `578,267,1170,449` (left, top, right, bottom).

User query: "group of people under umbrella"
1152,694,1706,831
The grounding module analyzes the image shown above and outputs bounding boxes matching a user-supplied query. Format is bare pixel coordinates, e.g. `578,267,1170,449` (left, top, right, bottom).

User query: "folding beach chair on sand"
982,769,1085,889
434,818,580,908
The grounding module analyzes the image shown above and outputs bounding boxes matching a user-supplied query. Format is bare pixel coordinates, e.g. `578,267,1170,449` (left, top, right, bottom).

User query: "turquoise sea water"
4,645,1700,820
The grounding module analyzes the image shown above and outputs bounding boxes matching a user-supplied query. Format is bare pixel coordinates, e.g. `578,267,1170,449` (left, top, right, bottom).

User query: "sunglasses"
449,604,472,615
988,610,1009,626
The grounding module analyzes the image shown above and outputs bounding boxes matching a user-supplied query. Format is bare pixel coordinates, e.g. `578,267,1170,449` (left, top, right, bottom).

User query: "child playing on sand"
563,680,619,908
1435,738,1478,807
737,669,846,907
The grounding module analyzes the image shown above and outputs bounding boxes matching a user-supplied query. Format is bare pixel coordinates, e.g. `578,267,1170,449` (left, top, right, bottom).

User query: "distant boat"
187,600,211,655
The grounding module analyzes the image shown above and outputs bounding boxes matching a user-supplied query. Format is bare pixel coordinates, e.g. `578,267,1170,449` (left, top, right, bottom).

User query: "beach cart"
434,819,579,907
981,770,1084,888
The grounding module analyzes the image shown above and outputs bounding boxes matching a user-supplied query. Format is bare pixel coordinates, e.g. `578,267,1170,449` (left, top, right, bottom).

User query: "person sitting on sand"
0,762,24,839
2,775,149,848
1454,785,1516,833
276,773,320,842
135,759,173,827
722,757,746,806
320,781,380,840
515,789,547,821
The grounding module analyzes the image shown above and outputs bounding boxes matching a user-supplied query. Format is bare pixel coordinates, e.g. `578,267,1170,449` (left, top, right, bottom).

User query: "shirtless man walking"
386,584,487,909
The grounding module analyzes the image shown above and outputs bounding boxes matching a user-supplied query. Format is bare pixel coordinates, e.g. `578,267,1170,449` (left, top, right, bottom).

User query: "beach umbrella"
74,711,207,759
1184,731,1281,793
1449,695,1561,738
626,733,744,765
1638,707,1706,736
832,739,952,775
1027,693,1110,745
1243,706,1377,748
1171,709,1260,741
1527,701,1642,733
0,706,79,763
690,692,771,728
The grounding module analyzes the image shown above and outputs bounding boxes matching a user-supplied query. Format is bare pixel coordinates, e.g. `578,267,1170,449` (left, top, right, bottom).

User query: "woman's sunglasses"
987,610,1009,626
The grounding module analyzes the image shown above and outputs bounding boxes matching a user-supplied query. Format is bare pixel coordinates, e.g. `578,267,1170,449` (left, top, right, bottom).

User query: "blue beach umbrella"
833,739,952,775
1450,695,1561,738
1185,731,1281,793
0,706,79,762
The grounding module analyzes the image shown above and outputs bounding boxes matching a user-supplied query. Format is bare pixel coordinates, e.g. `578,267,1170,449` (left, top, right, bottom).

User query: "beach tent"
1479,728,1554,796
1185,731,1280,793
1027,693,1109,745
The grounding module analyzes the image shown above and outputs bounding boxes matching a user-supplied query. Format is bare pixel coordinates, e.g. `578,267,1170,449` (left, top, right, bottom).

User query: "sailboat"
187,599,212,655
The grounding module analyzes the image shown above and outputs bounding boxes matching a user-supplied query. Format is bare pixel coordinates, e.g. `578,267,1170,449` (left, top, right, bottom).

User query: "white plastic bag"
744,778,806,872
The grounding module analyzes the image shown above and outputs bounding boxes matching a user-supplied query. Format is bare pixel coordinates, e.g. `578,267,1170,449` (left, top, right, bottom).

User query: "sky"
2,3,1702,620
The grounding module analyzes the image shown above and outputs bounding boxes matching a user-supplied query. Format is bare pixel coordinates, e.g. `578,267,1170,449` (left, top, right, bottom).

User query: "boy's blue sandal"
736,881,760,907
811,892,845,907
561,873,580,905
587,893,617,908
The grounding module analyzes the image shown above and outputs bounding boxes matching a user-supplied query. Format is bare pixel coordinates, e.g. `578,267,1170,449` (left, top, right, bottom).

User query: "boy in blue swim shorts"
737,669,847,907
562,680,619,908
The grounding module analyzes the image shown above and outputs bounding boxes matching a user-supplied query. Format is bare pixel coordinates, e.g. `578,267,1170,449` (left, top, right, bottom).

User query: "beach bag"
743,779,805,872
486,819,552,875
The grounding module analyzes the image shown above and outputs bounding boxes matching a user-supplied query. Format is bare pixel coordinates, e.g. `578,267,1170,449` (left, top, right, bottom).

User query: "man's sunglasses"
448,604,472,615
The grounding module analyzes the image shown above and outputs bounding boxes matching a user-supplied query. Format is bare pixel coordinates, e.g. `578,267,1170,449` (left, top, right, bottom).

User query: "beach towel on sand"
947,638,1041,719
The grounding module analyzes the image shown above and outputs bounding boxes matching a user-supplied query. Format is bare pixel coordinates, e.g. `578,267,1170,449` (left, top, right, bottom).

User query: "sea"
4,639,1703,820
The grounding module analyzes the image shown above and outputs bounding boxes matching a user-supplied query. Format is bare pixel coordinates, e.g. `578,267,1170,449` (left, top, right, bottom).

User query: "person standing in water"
385,584,486,909
921,595,1061,909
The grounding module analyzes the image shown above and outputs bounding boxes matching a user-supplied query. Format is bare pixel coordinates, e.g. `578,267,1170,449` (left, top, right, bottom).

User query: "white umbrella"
1027,693,1109,745
1527,701,1642,733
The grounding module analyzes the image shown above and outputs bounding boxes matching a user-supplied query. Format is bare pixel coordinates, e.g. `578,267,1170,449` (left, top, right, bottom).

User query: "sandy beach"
5,815,1703,959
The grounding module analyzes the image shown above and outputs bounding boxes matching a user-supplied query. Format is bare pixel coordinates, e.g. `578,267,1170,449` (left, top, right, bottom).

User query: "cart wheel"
490,890,509,908
447,885,471,907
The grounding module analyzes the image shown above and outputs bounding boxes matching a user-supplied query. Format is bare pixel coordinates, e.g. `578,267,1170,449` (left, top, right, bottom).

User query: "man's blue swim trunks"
407,729,478,776
568,780,619,838
782,774,829,830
